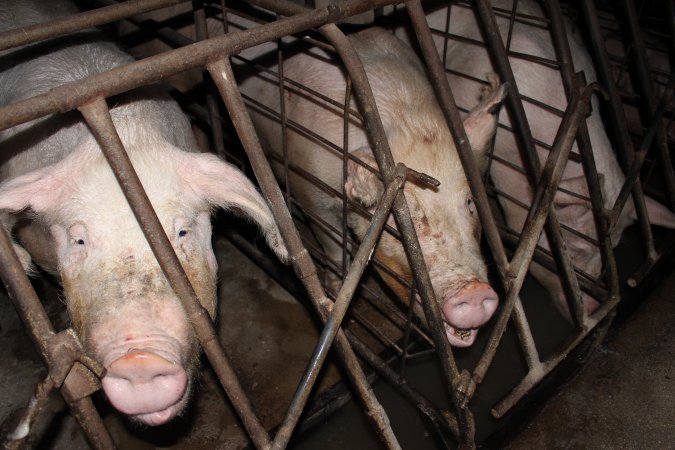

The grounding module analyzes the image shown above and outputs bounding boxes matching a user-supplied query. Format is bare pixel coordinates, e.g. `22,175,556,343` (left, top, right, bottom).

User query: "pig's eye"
68,223,88,247
178,229,188,238
467,197,477,217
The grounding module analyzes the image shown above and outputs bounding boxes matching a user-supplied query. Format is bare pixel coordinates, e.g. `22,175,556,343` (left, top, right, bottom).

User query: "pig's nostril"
102,351,187,418
443,281,499,330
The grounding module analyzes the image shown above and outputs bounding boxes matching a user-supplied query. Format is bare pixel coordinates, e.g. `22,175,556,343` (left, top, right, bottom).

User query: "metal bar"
207,56,401,449
271,164,408,450
476,83,599,384
0,0,400,133
544,0,619,323
617,0,675,210
0,0,192,51
466,0,594,376
344,330,460,445
77,97,272,450
314,13,473,447
0,226,114,449
579,0,658,265
5,376,55,450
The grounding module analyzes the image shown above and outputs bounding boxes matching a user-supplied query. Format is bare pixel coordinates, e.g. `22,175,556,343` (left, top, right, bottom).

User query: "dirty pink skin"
238,27,505,347
395,0,675,319
0,0,287,425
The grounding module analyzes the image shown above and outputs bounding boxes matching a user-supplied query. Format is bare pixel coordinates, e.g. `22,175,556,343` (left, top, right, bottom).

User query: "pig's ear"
463,74,507,171
345,147,383,209
0,164,73,274
0,163,72,215
177,152,289,263
631,195,675,228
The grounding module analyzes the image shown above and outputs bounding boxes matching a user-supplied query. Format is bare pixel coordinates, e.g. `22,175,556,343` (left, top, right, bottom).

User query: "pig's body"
0,0,286,425
398,0,675,317
238,27,505,347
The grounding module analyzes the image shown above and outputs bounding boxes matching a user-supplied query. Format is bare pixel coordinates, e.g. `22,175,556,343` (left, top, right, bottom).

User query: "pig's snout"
442,281,498,347
102,351,188,425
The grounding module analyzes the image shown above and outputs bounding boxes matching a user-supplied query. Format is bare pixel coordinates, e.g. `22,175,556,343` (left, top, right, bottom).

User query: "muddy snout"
102,350,189,426
442,281,498,347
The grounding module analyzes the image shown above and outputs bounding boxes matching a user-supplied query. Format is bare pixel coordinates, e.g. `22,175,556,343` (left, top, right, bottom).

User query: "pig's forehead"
48,146,207,229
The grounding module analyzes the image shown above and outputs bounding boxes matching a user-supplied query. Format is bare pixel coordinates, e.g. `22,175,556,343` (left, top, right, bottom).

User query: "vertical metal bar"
270,164,408,450
580,0,658,265
315,20,476,447
475,84,598,381
617,0,675,210
193,0,229,159
206,57,401,449
470,0,588,330
544,0,620,319
0,226,115,450
77,97,272,450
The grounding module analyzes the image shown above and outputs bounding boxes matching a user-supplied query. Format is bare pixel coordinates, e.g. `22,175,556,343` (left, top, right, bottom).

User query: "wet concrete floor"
507,266,675,449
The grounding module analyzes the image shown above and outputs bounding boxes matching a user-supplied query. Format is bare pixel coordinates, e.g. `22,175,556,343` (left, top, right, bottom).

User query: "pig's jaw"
444,323,478,347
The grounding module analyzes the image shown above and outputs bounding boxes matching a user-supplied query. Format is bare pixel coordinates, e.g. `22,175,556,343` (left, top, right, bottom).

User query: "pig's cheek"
176,240,217,319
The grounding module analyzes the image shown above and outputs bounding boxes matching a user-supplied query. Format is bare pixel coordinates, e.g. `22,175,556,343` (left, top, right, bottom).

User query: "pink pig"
238,27,506,347
0,0,286,425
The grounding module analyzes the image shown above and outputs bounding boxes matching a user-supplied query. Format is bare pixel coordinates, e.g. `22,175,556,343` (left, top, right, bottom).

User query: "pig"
395,0,675,319
0,0,287,426
237,26,506,347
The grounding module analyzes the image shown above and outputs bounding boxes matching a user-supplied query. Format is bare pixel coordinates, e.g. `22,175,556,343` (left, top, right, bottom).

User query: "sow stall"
0,0,672,448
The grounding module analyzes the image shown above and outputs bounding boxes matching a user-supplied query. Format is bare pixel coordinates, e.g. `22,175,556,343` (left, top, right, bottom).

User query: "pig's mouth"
444,323,477,347
132,388,191,426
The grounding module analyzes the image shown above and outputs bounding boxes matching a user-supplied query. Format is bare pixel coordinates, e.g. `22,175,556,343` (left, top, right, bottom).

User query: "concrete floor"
508,269,675,449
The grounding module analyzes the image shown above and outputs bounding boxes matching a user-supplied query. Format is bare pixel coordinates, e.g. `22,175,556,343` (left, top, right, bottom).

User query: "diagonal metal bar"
0,0,191,52
78,97,272,450
0,226,113,449
579,0,658,267
269,163,410,449
207,57,401,449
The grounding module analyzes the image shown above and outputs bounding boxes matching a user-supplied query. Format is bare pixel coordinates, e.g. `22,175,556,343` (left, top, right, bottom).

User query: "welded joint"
452,369,476,409
290,248,319,281
46,329,104,393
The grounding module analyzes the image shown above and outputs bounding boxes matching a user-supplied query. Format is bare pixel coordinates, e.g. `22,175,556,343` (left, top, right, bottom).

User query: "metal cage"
0,0,672,448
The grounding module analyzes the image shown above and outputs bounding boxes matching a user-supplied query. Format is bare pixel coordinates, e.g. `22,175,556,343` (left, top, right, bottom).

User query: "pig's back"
0,0,197,181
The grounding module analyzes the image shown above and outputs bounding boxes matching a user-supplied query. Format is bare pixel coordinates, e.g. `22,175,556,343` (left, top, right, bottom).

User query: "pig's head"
345,78,506,347
0,138,287,425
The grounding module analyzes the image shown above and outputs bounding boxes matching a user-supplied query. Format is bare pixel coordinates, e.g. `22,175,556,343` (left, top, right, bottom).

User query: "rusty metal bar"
463,0,595,379
77,97,272,450
0,0,192,52
5,376,54,450
579,0,659,266
477,82,602,401
270,163,409,449
544,0,619,322
617,0,675,210
207,56,401,449
314,14,475,448
0,0,400,133
0,226,113,449
474,0,587,323
344,330,459,445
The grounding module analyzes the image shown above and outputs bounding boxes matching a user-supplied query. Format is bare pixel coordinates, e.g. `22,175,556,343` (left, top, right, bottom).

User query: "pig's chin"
107,378,192,426
131,390,190,426
444,323,478,347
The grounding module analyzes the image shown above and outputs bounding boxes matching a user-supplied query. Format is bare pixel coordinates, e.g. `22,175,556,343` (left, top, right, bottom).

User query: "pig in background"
391,0,675,319
236,24,506,348
0,0,287,426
